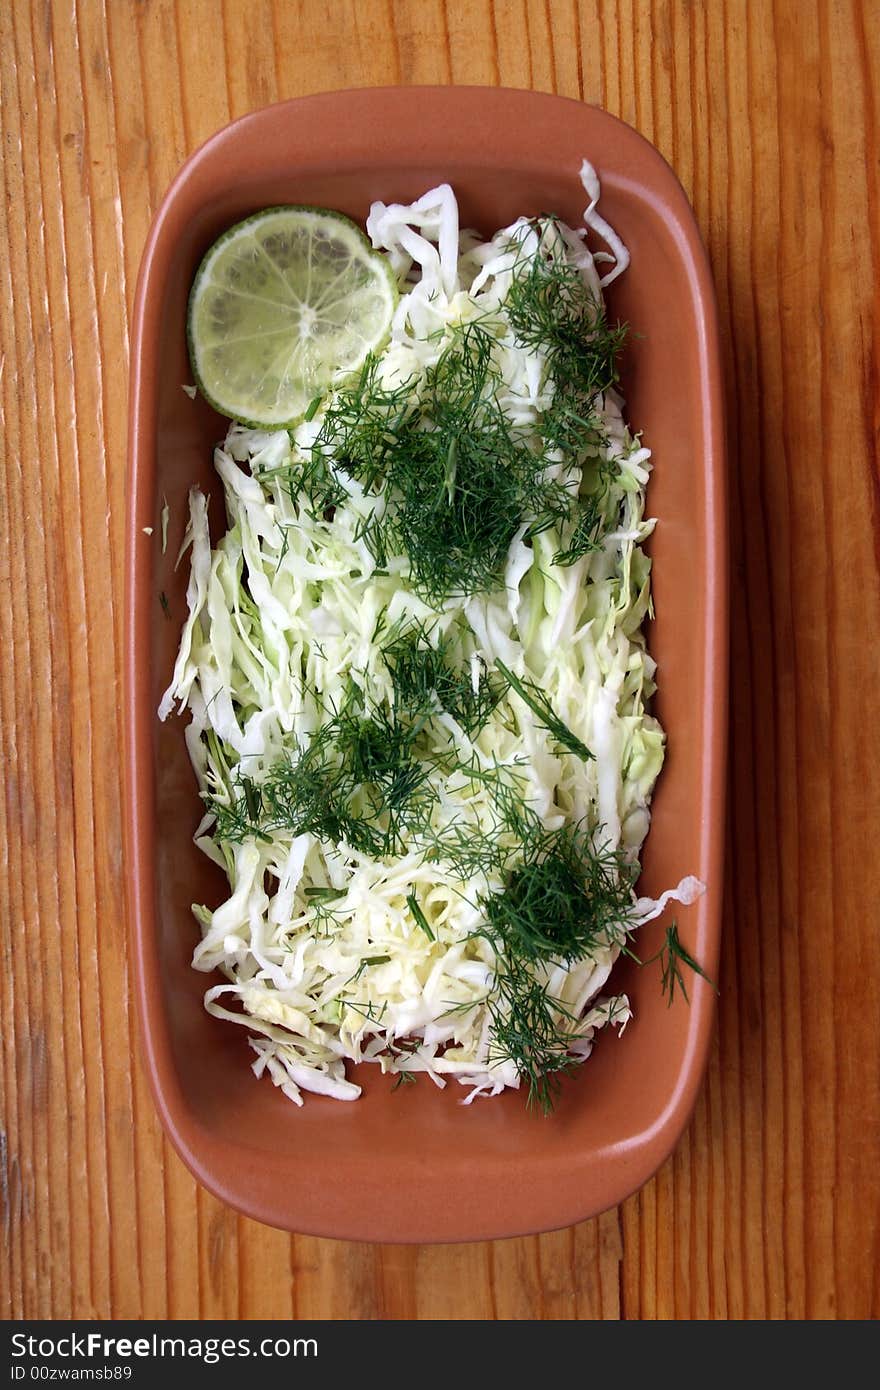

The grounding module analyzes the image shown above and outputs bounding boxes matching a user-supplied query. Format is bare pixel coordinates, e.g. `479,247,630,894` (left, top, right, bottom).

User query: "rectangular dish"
125,86,726,1241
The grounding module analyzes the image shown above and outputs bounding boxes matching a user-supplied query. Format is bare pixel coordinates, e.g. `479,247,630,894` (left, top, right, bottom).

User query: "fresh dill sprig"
420,818,508,880
406,891,435,941
205,693,437,857
505,221,628,567
415,754,541,880
477,825,636,1112
261,451,348,518
208,772,273,844
391,1070,417,1090
488,963,581,1115
332,703,435,848
346,954,392,986
640,923,716,1006
495,660,593,761
480,826,635,967
315,356,418,493
312,324,574,604
551,495,605,565
272,522,292,578
342,999,388,1026
387,326,573,602
260,735,389,855
384,622,503,737
303,886,347,936
505,223,627,459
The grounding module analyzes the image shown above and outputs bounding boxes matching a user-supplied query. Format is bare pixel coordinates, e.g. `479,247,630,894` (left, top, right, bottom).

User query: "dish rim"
124,85,727,1241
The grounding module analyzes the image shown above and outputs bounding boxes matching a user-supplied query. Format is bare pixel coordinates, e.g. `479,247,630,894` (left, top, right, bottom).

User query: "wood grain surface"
1,0,878,1321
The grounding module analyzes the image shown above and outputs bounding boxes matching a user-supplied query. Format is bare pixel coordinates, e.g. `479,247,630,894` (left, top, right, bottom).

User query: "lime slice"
187,206,397,428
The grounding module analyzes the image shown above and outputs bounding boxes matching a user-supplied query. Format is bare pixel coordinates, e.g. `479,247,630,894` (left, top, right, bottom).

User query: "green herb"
206,694,435,856
642,923,715,1006
552,495,605,565
506,224,627,460
259,451,347,517
392,1070,417,1090
406,891,435,941
495,660,593,761
333,704,435,848
279,245,626,598
477,826,636,1112
346,954,392,985
480,828,635,966
242,775,262,825
416,755,539,881
370,605,389,646
159,590,171,620
313,324,574,604
315,355,417,491
272,522,292,578
505,222,628,566
343,999,388,1025
384,622,503,737
208,731,381,856
304,886,348,936
488,962,581,1115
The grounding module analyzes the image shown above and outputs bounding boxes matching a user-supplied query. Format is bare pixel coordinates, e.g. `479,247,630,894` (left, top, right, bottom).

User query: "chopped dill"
480,827,636,968
384,622,503,737
506,223,627,461
495,660,593,761
488,964,581,1115
314,356,417,492
641,922,716,1005
346,954,392,985
206,695,435,856
416,755,540,880
274,240,627,600
505,221,628,567
259,451,347,517
551,495,605,565
406,891,435,941
477,826,636,1112
392,1070,417,1090
312,324,574,603
159,590,171,620
272,523,292,578
370,605,389,646
333,703,435,847
208,731,379,855
342,999,388,1025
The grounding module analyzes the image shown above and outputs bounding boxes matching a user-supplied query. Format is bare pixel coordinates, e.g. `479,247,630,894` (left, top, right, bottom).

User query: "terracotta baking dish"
125,87,726,1242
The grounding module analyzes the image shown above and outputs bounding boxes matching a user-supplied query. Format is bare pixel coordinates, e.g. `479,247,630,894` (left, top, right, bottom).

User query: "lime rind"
187,206,398,429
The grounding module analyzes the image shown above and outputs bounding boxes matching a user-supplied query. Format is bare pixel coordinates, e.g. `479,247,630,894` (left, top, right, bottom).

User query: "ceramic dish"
125,86,726,1241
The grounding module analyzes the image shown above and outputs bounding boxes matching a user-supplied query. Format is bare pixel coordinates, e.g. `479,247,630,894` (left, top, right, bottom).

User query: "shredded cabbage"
161,163,703,1108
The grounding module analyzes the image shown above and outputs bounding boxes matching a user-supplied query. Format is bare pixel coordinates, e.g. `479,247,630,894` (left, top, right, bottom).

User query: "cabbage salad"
160,162,702,1111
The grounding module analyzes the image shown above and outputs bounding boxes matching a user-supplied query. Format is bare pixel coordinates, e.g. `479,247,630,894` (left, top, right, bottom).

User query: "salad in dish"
159,162,705,1112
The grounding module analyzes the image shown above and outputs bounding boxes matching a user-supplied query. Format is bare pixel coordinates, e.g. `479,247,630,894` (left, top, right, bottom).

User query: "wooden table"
1,0,877,1321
